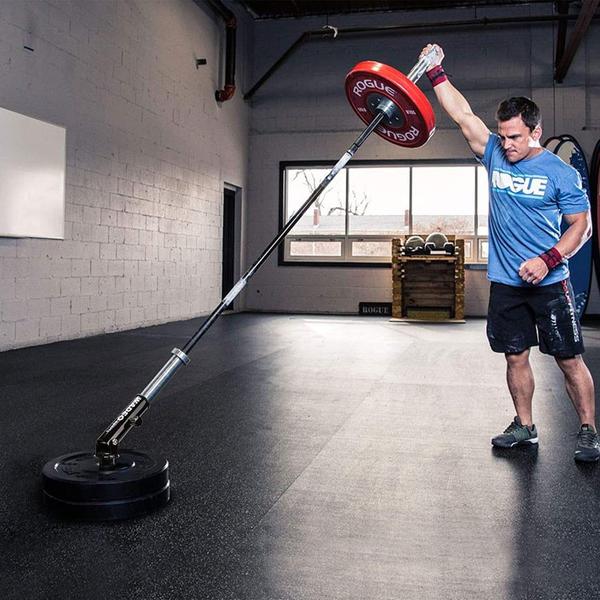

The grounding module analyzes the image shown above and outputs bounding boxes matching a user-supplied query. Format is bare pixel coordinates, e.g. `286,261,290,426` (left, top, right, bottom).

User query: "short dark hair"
496,97,541,131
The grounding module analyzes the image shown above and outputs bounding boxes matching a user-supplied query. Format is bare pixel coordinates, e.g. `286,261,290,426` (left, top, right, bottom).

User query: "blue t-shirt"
480,134,590,287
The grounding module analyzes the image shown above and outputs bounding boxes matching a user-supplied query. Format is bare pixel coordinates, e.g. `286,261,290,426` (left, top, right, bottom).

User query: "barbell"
41,50,439,520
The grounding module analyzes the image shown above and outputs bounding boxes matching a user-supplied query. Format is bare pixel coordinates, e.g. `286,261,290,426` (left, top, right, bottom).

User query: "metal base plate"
42,450,170,521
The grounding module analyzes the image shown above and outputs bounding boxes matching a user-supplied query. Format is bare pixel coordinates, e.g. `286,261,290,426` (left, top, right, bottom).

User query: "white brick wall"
0,0,249,350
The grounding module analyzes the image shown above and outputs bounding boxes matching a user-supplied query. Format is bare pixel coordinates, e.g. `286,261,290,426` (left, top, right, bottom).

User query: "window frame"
279,158,488,267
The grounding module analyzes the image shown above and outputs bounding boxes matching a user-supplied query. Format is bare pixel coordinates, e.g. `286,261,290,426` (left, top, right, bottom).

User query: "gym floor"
2,313,600,600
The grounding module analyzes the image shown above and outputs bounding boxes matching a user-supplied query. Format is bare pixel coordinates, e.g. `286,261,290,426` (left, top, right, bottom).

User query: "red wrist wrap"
426,65,448,87
539,247,562,269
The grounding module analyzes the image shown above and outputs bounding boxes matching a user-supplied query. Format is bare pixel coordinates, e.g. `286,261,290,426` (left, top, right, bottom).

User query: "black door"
222,188,236,306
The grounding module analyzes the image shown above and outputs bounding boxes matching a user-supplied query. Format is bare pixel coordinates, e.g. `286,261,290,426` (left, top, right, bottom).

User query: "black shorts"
487,279,584,357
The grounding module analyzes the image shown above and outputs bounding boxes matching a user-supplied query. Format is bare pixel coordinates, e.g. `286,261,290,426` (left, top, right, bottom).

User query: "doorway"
222,187,237,307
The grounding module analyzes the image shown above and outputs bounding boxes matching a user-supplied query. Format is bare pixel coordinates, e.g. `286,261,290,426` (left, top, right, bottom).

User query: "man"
421,43,599,462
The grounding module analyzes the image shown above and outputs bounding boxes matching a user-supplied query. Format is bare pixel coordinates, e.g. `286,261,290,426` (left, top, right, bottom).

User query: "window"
281,161,489,265
412,166,475,235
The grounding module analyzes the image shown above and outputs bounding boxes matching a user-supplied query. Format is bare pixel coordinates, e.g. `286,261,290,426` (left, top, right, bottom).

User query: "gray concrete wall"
0,0,251,350
245,4,600,317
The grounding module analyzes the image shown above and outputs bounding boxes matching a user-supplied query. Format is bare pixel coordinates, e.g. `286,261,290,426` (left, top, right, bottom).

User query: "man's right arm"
422,44,490,157
433,80,490,157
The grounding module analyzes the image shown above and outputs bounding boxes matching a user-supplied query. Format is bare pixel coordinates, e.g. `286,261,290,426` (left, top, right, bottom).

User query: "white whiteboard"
0,106,66,239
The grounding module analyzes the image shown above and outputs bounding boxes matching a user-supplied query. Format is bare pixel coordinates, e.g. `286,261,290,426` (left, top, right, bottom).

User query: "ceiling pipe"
555,0,600,83
244,12,600,100
200,0,237,101
554,0,570,69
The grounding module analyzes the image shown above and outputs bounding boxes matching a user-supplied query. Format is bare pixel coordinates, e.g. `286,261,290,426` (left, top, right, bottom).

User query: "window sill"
278,260,488,269
279,260,392,268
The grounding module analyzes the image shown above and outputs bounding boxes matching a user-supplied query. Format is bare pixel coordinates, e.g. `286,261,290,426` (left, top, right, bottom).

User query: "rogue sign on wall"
0,106,66,239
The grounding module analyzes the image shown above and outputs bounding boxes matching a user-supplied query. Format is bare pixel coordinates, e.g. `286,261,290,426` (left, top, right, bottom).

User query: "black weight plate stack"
42,450,170,520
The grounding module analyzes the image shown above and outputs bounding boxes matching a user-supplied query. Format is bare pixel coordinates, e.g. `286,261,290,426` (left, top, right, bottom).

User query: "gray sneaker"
574,424,600,462
492,416,538,448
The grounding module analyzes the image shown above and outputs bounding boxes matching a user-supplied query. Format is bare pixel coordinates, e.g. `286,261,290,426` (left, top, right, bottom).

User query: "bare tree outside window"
327,189,370,216
287,168,347,236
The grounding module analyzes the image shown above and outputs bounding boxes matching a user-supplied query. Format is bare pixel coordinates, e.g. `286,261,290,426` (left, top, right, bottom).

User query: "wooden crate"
391,236,465,322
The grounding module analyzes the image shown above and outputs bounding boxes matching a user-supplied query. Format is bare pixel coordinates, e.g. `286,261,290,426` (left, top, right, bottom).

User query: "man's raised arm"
422,44,490,158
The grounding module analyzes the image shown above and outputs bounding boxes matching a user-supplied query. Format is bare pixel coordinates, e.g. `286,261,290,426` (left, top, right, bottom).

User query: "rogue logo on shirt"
491,169,548,197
